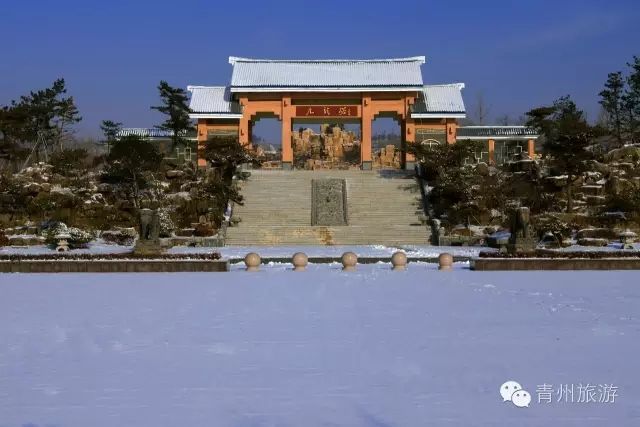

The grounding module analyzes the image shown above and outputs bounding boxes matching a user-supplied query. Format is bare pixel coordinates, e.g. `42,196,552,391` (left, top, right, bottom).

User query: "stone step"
227,170,427,245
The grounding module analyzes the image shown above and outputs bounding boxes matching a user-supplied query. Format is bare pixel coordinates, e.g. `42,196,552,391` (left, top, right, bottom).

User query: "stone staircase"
225,169,429,245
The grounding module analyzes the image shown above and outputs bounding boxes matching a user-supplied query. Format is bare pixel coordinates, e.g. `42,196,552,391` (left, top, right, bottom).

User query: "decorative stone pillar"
361,96,372,170
281,96,293,170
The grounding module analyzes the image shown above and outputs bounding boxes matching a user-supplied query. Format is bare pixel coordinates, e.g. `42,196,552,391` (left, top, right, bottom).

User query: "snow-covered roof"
457,126,539,140
116,128,197,140
411,84,466,118
187,86,242,119
228,56,425,92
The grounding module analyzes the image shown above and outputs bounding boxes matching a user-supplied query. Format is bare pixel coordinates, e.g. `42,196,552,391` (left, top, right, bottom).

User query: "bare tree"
496,114,510,126
473,92,491,125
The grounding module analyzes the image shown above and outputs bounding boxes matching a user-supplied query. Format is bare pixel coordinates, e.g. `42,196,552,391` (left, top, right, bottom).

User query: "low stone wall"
0,259,229,273
229,255,471,264
471,257,640,271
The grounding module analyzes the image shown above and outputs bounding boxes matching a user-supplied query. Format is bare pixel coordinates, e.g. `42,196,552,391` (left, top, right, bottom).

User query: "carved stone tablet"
311,179,348,226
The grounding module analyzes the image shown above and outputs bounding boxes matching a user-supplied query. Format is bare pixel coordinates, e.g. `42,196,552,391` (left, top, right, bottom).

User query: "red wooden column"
404,96,415,169
527,139,535,158
404,118,416,169
446,119,457,144
197,120,208,168
488,139,495,165
361,95,373,170
281,96,293,169
238,97,250,148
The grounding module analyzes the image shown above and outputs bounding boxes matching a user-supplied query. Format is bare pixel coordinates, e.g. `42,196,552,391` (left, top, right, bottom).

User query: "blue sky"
1,0,639,141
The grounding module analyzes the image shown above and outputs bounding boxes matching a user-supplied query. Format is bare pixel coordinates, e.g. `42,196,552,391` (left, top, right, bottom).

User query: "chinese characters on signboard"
295,106,358,117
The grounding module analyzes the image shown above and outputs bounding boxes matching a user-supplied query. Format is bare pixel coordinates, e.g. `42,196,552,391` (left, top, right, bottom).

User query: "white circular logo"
500,380,522,402
511,389,532,408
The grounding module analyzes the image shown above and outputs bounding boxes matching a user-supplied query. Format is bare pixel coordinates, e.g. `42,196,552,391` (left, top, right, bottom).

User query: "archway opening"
372,115,402,169
291,119,361,170
251,113,282,168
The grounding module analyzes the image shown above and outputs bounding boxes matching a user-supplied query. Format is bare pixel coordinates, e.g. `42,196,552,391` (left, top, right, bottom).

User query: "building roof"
228,56,425,92
456,126,539,140
117,128,197,139
411,84,466,118
187,86,242,118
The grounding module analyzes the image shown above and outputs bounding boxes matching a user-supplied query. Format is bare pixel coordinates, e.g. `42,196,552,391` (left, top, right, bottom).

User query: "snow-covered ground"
1,264,639,426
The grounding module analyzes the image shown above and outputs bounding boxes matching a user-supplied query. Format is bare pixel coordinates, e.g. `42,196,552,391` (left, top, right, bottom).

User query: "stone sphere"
341,251,358,271
438,253,454,271
244,252,261,272
292,252,308,271
391,251,407,270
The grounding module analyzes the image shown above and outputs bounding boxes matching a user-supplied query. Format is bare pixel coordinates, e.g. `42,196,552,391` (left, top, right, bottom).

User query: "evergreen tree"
22,79,81,152
408,140,484,223
598,71,625,146
623,56,640,143
52,91,81,150
204,136,258,181
526,96,592,213
2,79,81,162
100,120,123,153
102,135,162,208
151,81,192,150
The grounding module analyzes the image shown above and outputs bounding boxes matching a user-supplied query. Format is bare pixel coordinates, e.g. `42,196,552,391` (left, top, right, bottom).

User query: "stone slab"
311,178,348,226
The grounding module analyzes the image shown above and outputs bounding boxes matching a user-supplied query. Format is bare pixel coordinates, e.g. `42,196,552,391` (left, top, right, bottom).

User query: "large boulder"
22,182,42,196
589,160,611,175
585,195,606,206
607,176,634,196
576,227,618,240
605,146,640,163
165,170,185,179
581,185,604,196
577,237,608,247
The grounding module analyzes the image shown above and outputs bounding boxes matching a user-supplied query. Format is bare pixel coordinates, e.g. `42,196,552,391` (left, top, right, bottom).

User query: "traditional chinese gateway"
179,56,539,245
188,56,473,170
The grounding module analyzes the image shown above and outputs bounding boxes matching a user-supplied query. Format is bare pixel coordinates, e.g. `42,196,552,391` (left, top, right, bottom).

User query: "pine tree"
53,92,81,151
624,56,640,143
103,135,163,208
7,79,81,163
151,81,192,150
100,120,123,153
526,96,592,213
598,71,625,146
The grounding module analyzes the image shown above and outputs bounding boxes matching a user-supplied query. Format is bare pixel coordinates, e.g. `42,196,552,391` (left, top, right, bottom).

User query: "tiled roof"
117,128,197,139
457,126,539,140
187,86,242,115
411,84,466,117
228,56,425,91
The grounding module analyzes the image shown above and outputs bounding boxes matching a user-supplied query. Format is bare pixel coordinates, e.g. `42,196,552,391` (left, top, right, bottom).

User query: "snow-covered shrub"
158,208,175,238
101,228,136,246
44,223,93,249
0,230,9,247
